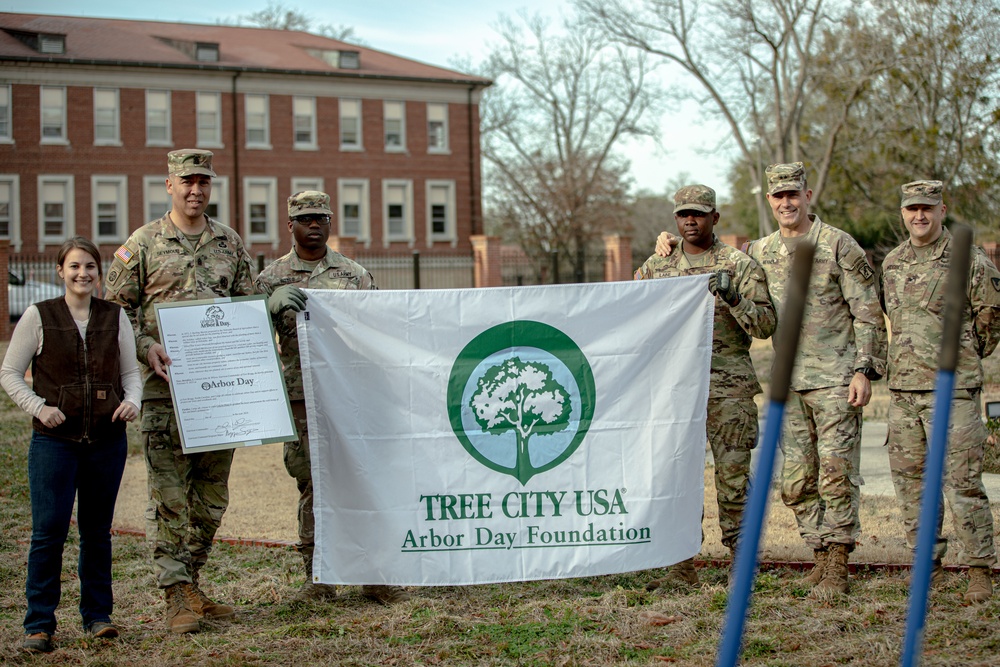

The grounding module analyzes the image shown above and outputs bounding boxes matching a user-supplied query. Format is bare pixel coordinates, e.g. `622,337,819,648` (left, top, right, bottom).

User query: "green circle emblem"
447,320,596,485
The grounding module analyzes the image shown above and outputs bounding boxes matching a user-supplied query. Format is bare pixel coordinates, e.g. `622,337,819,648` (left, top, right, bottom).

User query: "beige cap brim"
673,203,714,214
900,195,941,207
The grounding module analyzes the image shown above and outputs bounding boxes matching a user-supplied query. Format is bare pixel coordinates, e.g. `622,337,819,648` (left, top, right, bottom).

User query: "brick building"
0,13,491,258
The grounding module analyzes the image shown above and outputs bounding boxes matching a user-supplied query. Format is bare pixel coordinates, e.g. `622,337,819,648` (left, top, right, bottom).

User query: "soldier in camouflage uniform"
879,180,1000,603
256,191,411,606
636,185,775,588
105,150,256,633
655,163,887,596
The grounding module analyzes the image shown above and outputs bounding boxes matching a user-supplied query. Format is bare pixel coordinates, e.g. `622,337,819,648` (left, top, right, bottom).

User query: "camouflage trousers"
285,402,315,558
780,386,862,550
888,389,996,567
706,397,757,548
141,399,233,588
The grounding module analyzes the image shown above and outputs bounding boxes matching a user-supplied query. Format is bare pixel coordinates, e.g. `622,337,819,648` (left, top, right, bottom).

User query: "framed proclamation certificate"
154,295,297,453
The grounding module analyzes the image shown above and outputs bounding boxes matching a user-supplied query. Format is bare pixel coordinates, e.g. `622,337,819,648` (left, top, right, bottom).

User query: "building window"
293,96,317,149
38,176,74,247
91,176,128,242
196,91,222,147
382,180,413,245
243,177,278,244
427,103,449,153
339,51,360,69
144,176,170,223
0,175,20,249
40,87,67,143
0,85,11,143
203,176,229,226
196,42,219,62
340,98,362,150
291,178,325,200
245,94,270,148
337,179,369,242
93,88,120,145
146,90,171,146
426,181,457,243
39,34,66,54
384,101,405,151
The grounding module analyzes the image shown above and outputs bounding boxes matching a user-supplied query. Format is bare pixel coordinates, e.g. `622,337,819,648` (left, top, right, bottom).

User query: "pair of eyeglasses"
293,215,332,226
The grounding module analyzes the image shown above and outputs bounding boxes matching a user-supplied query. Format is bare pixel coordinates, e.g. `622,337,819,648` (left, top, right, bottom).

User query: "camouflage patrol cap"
900,180,943,207
288,190,332,218
673,184,716,214
765,162,807,195
167,149,216,178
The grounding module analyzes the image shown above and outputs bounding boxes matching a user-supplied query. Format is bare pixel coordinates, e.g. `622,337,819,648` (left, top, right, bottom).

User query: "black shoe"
22,632,54,653
88,621,120,638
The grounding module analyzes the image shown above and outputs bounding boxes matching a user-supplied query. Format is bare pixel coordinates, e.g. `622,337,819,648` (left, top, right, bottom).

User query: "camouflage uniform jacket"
745,215,887,391
635,236,776,398
105,213,257,400
880,227,1000,390
256,247,376,401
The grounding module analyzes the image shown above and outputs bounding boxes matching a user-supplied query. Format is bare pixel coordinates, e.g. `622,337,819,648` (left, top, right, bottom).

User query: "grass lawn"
1,346,1000,664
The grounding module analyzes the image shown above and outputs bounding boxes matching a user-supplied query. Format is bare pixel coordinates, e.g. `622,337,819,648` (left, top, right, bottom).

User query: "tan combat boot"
294,549,338,602
963,567,993,604
646,558,699,591
810,543,849,597
164,583,200,634
803,548,828,587
185,580,236,620
361,585,412,605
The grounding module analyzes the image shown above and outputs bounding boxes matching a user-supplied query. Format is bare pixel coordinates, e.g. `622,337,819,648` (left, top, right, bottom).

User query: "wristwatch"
855,367,879,381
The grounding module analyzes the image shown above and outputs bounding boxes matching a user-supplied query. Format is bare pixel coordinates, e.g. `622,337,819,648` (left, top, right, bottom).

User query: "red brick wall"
1,81,483,260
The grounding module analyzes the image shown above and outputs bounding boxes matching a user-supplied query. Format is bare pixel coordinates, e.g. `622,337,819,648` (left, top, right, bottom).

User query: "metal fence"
253,251,476,290
501,249,608,286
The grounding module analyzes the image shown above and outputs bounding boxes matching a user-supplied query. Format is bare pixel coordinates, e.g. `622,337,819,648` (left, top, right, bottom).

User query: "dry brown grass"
3,345,1000,665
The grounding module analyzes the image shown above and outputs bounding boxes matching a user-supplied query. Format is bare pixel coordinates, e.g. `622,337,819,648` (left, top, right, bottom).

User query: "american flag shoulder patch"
115,246,133,263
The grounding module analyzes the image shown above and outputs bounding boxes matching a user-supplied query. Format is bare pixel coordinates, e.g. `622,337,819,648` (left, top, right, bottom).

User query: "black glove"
708,270,741,308
268,285,308,316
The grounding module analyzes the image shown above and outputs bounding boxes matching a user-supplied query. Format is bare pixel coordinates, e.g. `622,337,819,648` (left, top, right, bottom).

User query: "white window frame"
293,96,317,150
245,94,271,149
91,175,128,244
196,91,223,148
339,98,362,151
337,178,370,244
427,103,449,154
381,179,413,247
143,175,170,223
0,85,12,144
426,180,457,246
383,100,406,152
146,89,172,147
291,177,325,199
93,88,120,146
202,175,230,227
40,86,68,145
37,175,75,250
0,174,22,251
243,177,279,247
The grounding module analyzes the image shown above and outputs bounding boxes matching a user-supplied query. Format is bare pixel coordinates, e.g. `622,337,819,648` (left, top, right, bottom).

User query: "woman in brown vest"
0,237,141,653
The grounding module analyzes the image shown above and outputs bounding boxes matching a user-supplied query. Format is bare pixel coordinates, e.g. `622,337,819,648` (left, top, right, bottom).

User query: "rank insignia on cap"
115,246,134,263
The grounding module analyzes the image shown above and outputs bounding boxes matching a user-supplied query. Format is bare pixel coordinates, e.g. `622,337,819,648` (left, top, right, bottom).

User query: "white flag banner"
299,276,713,586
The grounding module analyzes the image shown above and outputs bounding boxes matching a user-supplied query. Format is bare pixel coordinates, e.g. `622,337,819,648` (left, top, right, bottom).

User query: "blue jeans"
24,430,127,635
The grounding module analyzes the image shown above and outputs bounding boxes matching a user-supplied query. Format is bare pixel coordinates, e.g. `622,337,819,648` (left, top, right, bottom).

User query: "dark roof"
0,12,491,86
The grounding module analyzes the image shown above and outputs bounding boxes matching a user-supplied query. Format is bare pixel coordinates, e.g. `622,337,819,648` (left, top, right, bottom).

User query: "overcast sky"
4,0,733,198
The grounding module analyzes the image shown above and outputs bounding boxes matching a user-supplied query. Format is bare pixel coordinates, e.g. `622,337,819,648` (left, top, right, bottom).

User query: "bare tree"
225,2,361,43
482,12,660,281
576,0,894,236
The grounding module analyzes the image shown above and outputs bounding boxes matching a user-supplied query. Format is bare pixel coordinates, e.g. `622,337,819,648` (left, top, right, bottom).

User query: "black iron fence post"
550,250,560,284
412,251,421,290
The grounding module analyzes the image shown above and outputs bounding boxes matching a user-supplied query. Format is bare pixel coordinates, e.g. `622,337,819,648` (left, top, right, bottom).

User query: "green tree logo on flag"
448,321,596,484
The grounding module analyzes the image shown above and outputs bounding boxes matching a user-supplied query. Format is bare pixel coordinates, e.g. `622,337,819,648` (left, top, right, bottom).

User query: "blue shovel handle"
717,242,816,667
901,224,974,667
